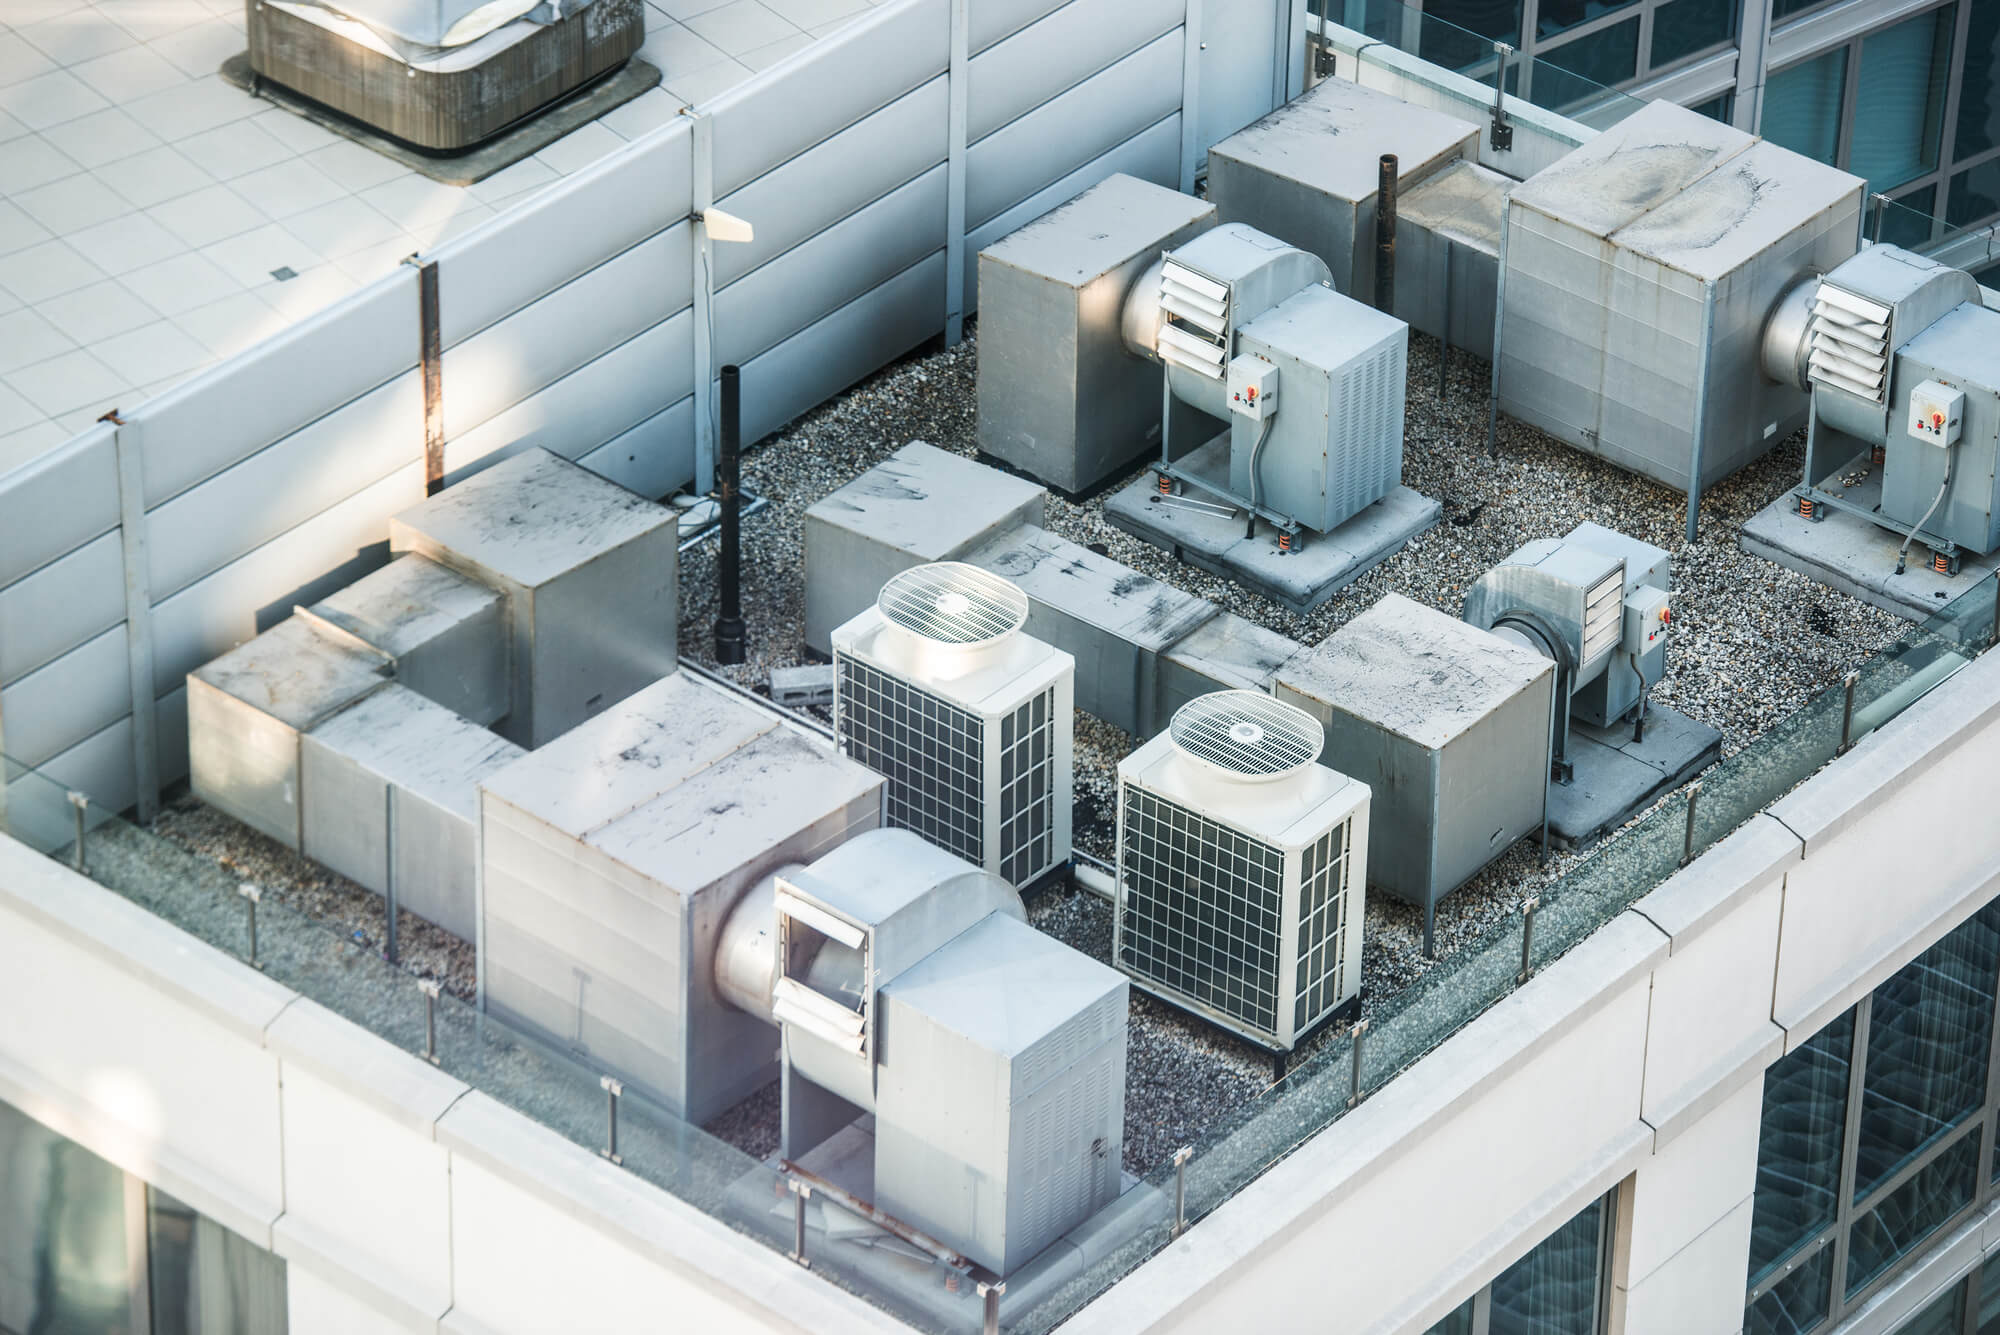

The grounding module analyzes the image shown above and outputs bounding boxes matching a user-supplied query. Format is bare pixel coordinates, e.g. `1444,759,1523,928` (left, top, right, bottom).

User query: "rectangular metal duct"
478,672,885,1124
188,615,393,849
802,442,1045,657
1498,102,1864,491
977,173,1216,493
390,448,678,749
1394,159,1513,361
299,684,523,942
1207,77,1478,300
1275,593,1554,946
307,553,509,728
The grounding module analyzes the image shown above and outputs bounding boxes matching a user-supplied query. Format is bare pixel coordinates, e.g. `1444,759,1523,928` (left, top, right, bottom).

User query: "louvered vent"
1808,282,1892,404
1168,690,1321,781
1157,258,1229,379
1581,567,1624,669
878,561,1028,646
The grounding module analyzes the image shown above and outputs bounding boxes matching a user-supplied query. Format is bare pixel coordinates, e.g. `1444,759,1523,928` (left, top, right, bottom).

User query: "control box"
1908,379,1965,448
1623,585,1671,654
1227,354,1278,422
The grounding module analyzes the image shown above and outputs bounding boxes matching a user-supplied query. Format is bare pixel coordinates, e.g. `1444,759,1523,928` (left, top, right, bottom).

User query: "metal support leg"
67,790,87,872
600,1075,622,1165
419,980,440,1065
1346,1019,1369,1109
1171,1146,1192,1239
1679,781,1702,868
238,882,262,971
1516,896,1540,985
1837,669,1859,755
978,1281,1005,1335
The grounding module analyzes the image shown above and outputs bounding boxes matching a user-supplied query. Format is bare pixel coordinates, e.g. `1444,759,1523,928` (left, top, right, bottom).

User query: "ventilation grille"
1292,819,1352,1034
1330,338,1406,525
1119,785,1284,1036
1158,258,1228,379
1168,690,1321,781
997,687,1057,884
878,562,1028,646
836,655,984,866
1808,283,1892,404
1581,567,1624,669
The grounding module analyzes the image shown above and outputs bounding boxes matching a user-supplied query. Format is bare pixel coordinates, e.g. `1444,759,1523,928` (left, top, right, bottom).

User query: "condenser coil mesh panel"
998,689,1057,885
1119,786,1283,1034
837,656,984,866
1294,821,1352,1033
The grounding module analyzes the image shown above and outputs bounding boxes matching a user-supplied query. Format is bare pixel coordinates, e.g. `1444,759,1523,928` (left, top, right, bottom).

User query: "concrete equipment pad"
1104,439,1440,613
1549,704,1720,849
1740,483,1996,621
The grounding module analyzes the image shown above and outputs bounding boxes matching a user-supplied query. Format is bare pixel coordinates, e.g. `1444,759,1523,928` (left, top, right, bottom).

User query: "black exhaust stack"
1375,153,1397,315
714,364,747,666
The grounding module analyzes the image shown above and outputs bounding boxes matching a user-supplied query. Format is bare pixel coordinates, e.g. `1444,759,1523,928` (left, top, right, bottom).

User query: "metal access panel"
977,173,1216,493
308,553,509,727
389,448,678,748
480,675,884,1124
1231,285,1407,533
802,443,1045,657
1395,159,1511,360
875,913,1127,1277
299,684,523,942
187,615,393,849
1275,594,1553,921
1207,77,1477,298
1883,304,2000,554
1565,522,1670,727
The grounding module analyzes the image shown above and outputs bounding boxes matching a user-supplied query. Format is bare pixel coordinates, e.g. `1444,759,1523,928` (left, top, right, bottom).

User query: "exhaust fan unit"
832,562,1074,889
1114,690,1369,1053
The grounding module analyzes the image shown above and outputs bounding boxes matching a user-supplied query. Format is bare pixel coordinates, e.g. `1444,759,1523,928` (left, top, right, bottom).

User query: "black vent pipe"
1376,153,1398,315
715,364,747,665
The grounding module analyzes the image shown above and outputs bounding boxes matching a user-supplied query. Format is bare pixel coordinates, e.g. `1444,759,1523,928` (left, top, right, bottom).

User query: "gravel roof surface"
139,319,1906,1179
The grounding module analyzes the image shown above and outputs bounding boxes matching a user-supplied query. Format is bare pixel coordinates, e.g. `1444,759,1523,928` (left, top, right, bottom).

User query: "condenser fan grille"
1168,691,1321,780
878,562,1029,646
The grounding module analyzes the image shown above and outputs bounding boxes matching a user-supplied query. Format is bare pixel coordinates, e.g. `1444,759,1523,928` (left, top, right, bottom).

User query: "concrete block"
770,663,835,708
1551,705,1722,849
1626,1079,1762,1285
803,442,1045,656
1741,483,1996,621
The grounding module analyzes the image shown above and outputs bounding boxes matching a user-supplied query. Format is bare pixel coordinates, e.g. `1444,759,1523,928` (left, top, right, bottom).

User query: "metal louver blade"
1160,261,1226,305
1808,283,1890,404
1159,324,1226,378
1581,569,1623,666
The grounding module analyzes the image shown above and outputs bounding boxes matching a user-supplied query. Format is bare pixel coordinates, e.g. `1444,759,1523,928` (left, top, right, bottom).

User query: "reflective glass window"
1764,49,1847,166
1850,8,1955,194
1650,0,1737,70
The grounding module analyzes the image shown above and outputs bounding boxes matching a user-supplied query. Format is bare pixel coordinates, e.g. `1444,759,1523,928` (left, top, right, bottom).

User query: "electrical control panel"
1908,379,1965,448
1622,585,1671,654
1227,354,1278,422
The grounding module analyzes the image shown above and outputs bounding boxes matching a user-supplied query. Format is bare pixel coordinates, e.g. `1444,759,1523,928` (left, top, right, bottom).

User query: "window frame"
1430,1188,1619,1335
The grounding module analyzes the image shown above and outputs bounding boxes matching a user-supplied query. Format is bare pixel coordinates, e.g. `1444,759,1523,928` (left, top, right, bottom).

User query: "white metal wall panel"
145,372,424,602
441,224,692,442
738,252,946,446
0,623,129,769
968,0,1065,55
715,166,948,369
964,30,1183,229
711,76,948,289
706,0,948,198
434,120,695,348
0,426,117,588
966,0,1182,143
576,397,696,501
0,529,123,686
132,269,420,509
441,310,695,487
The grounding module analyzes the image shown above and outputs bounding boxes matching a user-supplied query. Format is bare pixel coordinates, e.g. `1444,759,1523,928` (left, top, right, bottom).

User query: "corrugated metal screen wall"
0,0,1299,813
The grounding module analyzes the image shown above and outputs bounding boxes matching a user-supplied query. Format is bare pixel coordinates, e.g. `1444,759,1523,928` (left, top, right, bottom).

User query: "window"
1958,2,2000,159
1425,1192,1616,1334
1763,48,1848,167
1410,0,1733,94
1538,17,1641,92
0,1097,287,1335
1689,92,1735,124
1651,0,1737,70
1745,900,2000,1333
1849,8,1955,195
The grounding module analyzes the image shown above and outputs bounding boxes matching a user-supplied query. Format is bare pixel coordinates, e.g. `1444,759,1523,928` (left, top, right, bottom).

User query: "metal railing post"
1171,1146,1192,1239
67,791,87,872
238,882,262,970
1837,669,1860,755
1346,1019,1369,1109
789,1178,812,1268
1516,896,1541,985
978,1280,1005,1335
1680,781,1703,868
1990,572,2000,650
419,980,441,1065
599,1075,622,1165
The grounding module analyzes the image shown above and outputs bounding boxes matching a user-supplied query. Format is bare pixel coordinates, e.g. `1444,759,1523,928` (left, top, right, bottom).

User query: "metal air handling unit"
1101,222,1439,612
1492,100,1865,541
244,0,644,153
1114,690,1368,1064
831,563,1074,890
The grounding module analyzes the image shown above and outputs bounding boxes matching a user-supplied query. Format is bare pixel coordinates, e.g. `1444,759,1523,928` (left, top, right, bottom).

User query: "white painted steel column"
1179,0,1203,192
111,416,160,822
689,110,717,496
945,0,968,347
1735,0,1772,133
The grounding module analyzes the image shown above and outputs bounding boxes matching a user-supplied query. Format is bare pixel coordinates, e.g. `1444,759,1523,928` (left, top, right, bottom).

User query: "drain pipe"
1375,154,1397,314
715,364,747,665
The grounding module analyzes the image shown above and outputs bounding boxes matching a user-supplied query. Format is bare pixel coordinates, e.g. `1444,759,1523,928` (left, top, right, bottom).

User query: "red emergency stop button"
1933,411,1946,429
1659,608,1671,624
